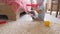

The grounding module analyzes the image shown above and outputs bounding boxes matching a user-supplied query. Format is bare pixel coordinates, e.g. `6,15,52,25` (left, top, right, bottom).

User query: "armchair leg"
56,10,59,17
59,12,60,15
56,0,59,17
50,2,53,15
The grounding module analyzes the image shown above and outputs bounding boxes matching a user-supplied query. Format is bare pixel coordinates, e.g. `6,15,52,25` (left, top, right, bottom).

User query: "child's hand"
36,9,42,13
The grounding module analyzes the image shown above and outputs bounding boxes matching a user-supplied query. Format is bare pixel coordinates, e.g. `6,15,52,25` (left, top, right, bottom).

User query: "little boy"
28,10,38,19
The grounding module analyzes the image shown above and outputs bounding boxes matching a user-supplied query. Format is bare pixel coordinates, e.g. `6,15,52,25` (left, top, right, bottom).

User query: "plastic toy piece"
44,20,50,27
0,20,6,24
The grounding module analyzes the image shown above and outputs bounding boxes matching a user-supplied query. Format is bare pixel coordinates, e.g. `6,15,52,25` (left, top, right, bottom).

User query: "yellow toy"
44,20,50,27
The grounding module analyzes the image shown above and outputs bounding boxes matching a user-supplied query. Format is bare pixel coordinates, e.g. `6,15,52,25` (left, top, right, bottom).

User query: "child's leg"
38,5,45,21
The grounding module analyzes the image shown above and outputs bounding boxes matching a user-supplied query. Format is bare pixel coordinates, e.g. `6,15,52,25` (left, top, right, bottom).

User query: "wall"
47,0,58,11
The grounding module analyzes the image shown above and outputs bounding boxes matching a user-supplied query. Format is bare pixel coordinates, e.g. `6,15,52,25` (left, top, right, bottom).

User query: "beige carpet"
45,11,60,24
0,14,60,34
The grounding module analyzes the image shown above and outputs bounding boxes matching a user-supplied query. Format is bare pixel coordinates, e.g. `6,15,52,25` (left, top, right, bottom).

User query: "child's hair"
31,8,33,10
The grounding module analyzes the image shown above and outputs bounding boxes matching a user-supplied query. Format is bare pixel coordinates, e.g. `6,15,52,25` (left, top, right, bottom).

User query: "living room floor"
0,14,60,34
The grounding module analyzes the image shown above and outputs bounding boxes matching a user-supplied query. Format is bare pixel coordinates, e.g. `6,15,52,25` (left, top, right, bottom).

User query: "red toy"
0,20,6,24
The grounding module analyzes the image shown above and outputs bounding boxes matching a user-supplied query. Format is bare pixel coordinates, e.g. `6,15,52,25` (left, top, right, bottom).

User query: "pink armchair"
0,0,31,21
